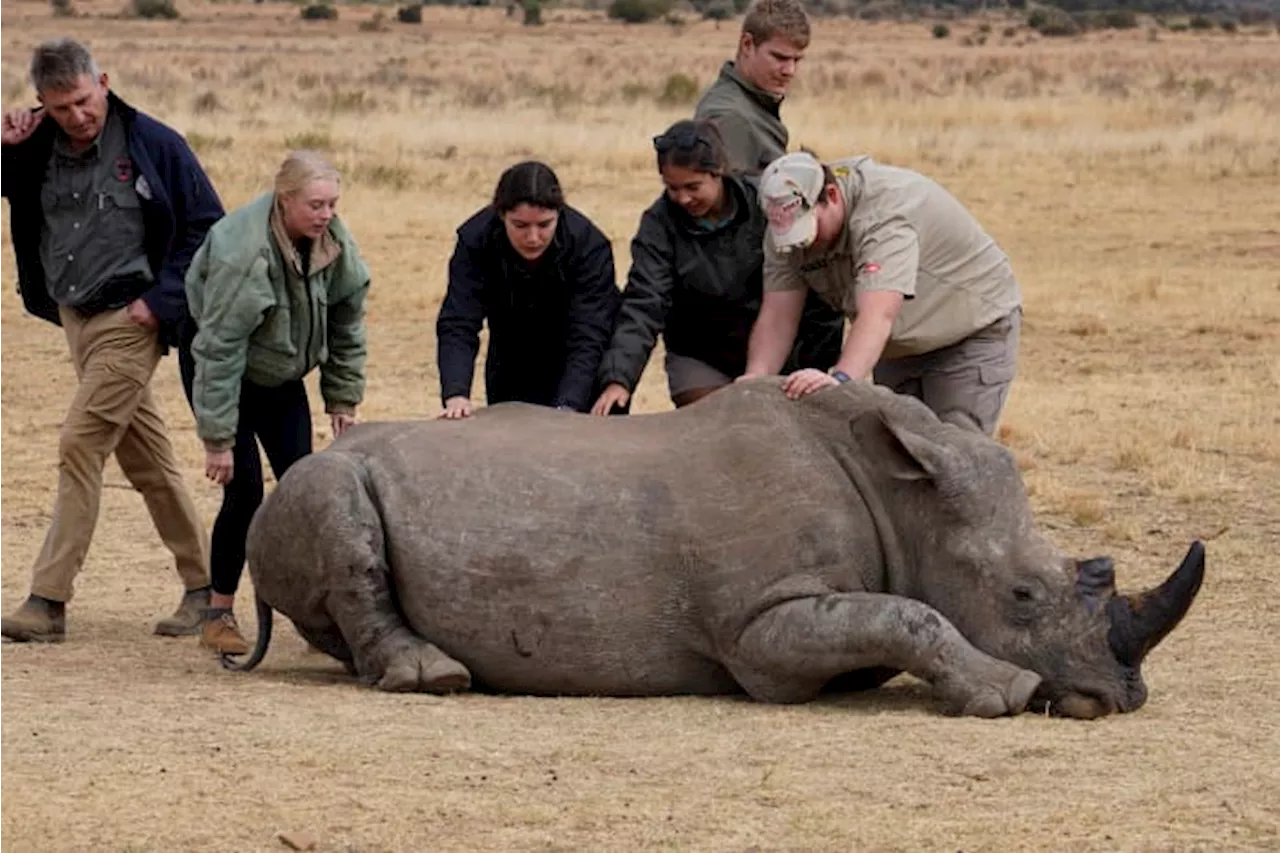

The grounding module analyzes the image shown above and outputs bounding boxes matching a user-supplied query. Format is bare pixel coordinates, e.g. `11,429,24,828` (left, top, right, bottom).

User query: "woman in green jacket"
184,150,371,655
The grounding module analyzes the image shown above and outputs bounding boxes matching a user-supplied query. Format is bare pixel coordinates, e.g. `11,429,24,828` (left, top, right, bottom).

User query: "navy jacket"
436,205,621,413
2,92,224,348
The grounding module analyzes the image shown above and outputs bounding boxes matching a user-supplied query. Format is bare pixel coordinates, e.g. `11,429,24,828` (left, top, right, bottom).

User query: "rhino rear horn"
1107,540,1206,667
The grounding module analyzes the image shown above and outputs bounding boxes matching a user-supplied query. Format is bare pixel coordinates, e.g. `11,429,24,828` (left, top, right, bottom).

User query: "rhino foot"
376,642,472,694
941,665,1041,718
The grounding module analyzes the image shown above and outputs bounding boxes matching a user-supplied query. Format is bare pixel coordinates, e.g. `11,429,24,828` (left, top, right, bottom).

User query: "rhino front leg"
730,592,1041,717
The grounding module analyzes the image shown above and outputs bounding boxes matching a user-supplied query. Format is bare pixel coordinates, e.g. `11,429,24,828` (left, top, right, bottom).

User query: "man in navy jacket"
1,38,222,644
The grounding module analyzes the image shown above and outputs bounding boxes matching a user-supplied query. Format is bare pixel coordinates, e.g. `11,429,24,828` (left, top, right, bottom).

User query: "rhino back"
334,386,884,696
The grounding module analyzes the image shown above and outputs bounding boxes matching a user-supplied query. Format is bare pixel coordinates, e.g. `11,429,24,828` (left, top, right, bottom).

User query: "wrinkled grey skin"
241,378,1204,718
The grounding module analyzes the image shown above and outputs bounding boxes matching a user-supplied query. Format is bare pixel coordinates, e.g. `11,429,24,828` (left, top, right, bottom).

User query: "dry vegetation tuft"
2,2,1279,850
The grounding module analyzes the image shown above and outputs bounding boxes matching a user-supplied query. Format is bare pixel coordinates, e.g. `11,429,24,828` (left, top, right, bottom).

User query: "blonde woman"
184,150,371,654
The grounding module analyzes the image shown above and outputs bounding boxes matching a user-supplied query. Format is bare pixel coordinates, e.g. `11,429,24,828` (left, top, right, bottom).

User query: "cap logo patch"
766,195,804,232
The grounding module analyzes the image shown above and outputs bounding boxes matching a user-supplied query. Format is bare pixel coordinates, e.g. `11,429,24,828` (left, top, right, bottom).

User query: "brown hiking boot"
201,611,251,656
1,596,67,643
154,586,211,637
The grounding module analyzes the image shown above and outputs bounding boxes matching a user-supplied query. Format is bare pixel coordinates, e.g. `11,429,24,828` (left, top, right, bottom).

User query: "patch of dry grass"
3,3,1280,851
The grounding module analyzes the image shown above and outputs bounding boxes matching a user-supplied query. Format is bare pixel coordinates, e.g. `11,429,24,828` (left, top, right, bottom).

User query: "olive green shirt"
39,106,151,311
764,156,1022,359
694,61,787,177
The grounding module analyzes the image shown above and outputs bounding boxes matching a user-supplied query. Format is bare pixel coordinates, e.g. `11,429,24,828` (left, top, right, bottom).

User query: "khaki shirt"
764,156,1021,359
39,106,152,311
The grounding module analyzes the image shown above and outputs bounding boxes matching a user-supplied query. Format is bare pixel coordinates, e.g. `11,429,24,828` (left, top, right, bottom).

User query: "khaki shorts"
664,352,734,400
872,308,1021,436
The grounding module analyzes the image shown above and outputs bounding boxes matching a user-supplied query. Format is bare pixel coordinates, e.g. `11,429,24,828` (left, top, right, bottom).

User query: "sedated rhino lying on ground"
233,378,1204,719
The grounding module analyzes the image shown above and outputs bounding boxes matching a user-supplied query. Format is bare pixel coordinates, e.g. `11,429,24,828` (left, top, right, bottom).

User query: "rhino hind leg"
274,453,472,694
330,497,470,694
730,592,1041,718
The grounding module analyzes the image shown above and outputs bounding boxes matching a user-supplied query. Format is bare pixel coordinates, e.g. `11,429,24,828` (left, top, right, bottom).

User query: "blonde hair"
274,149,341,197
741,0,810,49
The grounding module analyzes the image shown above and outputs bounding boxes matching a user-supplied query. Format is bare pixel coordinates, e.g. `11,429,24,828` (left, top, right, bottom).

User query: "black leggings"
210,379,313,596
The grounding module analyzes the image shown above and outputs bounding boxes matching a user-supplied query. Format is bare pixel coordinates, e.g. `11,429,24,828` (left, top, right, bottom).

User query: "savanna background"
1,0,1278,849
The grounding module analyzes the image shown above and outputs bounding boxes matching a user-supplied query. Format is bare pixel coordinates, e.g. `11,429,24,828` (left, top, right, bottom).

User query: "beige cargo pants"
28,305,210,603
872,308,1022,437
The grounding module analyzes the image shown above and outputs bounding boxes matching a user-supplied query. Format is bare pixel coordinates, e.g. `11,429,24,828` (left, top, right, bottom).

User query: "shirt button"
73,193,80,200
73,222,81,229
67,253,74,261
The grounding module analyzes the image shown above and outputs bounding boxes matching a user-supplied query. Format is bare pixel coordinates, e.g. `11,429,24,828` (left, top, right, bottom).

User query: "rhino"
231,378,1204,719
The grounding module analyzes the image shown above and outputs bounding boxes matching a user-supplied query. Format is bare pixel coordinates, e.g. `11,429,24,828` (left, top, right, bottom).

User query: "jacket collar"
719,61,783,118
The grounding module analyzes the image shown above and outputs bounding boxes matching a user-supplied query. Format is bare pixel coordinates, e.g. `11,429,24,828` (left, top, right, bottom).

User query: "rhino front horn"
1107,540,1206,668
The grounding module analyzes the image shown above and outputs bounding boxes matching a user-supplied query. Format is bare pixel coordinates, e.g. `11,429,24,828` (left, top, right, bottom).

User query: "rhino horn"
1107,540,1206,668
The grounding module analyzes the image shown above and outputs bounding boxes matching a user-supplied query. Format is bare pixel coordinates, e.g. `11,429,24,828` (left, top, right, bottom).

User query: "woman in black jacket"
436,161,620,418
591,119,839,415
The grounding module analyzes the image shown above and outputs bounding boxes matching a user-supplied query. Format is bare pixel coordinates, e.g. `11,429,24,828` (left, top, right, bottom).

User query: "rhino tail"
219,594,274,673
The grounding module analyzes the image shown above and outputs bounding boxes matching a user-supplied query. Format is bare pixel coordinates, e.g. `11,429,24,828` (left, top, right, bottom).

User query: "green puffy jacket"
185,192,370,451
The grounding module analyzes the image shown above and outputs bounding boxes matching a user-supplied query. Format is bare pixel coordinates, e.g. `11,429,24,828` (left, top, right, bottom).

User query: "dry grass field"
2,1,1279,850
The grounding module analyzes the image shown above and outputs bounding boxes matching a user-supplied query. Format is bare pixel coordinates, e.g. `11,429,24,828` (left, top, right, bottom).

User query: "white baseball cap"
760,152,826,253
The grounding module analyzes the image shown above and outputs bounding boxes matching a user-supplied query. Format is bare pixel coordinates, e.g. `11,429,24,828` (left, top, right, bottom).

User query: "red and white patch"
861,262,882,275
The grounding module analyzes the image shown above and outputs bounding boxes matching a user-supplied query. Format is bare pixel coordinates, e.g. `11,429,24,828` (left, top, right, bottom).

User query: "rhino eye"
1012,585,1036,603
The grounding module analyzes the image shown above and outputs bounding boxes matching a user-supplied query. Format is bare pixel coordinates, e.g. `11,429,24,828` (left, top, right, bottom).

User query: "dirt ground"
2,3,1279,851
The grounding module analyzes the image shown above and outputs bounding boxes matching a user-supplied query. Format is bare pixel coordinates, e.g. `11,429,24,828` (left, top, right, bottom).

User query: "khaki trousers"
29,306,210,603
873,308,1022,437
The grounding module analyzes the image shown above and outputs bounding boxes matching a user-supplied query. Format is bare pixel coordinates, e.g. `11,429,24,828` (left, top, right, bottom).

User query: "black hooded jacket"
436,205,620,412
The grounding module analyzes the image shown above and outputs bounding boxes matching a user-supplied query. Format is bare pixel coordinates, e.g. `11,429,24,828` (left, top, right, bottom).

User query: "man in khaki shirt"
741,151,1023,435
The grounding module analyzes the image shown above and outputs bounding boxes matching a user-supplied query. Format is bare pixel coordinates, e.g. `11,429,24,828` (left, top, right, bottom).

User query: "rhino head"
851,402,1205,719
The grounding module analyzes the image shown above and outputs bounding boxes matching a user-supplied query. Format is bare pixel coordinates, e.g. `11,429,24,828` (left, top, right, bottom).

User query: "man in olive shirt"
1,38,223,643
694,0,845,374
742,152,1023,436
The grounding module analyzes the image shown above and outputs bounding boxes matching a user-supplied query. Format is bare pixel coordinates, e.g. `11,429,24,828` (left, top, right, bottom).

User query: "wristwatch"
830,370,853,384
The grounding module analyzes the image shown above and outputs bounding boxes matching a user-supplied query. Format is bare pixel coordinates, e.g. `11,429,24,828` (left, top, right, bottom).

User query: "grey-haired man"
2,38,224,643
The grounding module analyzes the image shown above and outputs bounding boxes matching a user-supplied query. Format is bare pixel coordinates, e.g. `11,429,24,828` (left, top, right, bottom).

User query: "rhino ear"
850,409,957,484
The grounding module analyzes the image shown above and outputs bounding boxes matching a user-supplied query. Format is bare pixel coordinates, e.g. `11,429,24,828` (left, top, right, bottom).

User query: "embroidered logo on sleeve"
114,157,133,183
135,175,153,201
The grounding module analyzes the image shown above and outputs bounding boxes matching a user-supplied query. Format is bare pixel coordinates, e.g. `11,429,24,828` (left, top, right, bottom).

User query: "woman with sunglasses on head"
591,118,834,415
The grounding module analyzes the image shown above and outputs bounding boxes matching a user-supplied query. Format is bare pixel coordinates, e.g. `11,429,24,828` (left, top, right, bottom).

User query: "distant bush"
932,22,950,36
1235,6,1271,25
702,0,732,18
522,0,542,24
1101,9,1137,29
1188,14,1213,29
1168,20,1187,30
397,3,422,21
301,2,337,18
608,0,674,23
1028,6,1078,36
657,72,699,105
51,0,76,17
1002,24,1017,36
1219,17,1237,32
131,0,178,18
